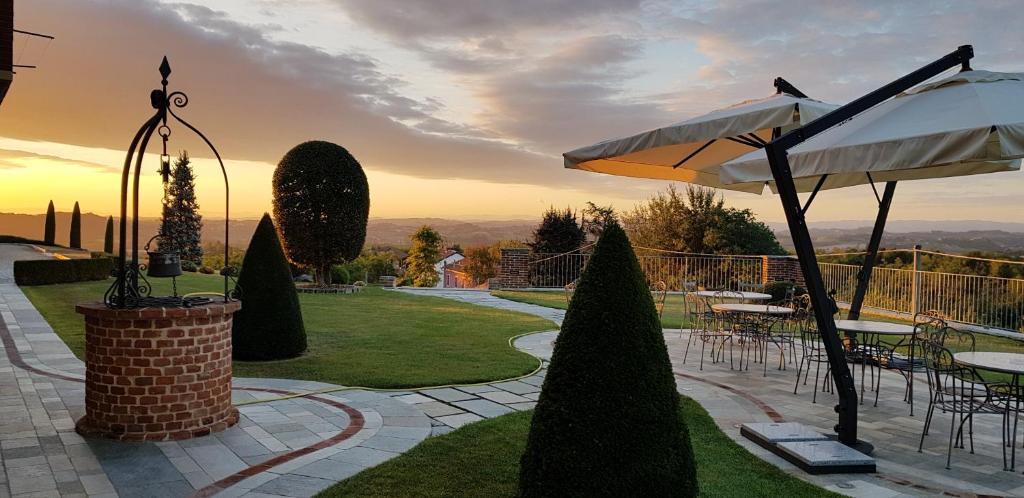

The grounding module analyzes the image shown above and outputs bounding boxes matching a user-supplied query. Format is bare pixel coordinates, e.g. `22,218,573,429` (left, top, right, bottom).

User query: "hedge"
13,258,113,286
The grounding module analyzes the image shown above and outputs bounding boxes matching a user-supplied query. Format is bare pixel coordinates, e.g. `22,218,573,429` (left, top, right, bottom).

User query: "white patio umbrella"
720,70,1024,191
563,84,839,194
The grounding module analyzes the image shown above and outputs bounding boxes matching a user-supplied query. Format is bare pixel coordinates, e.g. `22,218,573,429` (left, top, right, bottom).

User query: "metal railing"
527,251,763,292
820,262,1024,332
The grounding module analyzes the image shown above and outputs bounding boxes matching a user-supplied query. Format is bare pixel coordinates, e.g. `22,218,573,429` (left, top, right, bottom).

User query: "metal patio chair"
917,329,1004,469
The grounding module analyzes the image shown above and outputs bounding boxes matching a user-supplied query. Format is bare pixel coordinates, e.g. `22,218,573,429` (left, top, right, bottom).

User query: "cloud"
6,0,1023,218
3,0,653,197
0,148,117,172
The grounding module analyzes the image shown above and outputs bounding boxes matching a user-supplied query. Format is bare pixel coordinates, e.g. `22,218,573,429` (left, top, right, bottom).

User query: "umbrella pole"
848,181,897,320
764,45,974,449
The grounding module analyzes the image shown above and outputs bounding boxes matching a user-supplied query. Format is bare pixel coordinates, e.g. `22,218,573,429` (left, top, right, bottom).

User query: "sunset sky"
2,0,1022,223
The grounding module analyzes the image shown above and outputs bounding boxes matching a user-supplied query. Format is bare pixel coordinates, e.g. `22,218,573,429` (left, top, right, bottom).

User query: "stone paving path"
9,249,1019,497
398,288,1024,498
0,247,557,497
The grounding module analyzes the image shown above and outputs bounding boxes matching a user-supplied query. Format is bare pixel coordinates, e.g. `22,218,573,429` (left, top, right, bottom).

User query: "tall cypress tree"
103,216,115,254
519,221,698,497
158,152,203,264
69,202,82,249
43,200,56,246
232,213,306,360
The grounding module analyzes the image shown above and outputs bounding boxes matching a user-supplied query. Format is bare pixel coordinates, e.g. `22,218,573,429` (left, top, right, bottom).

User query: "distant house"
434,249,464,288
443,258,479,289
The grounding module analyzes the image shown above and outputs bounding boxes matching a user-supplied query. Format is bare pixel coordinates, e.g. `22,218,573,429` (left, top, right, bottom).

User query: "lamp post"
104,56,235,309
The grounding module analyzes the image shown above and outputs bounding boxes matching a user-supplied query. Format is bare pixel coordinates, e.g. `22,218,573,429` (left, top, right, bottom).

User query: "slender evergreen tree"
43,200,56,246
232,213,306,360
158,152,203,264
103,216,115,254
69,202,82,249
519,221,698,497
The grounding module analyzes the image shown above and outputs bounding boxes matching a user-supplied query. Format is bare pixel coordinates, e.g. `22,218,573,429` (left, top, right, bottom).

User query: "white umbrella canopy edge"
563,90,838,192
720,70,1024,187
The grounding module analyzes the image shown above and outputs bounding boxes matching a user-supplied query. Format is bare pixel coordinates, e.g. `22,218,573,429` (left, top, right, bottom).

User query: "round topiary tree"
69,201,82,249
232,213,306,361
518,220,698,497
273,141,370,286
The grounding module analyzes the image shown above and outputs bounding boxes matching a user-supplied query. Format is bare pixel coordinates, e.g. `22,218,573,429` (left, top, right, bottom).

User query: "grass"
494,289,693,329
319,396,839,498
21,274,555,388
493,290,1024,351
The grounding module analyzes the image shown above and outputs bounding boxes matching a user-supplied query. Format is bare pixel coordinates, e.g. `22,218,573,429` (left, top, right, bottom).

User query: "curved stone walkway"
401,288,1024,498
0,246,553,497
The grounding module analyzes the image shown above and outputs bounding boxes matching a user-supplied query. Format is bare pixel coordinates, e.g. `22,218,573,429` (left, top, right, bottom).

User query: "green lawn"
493,290,694,329
21,274,555,388
319,396,839,498
492,290,1024,354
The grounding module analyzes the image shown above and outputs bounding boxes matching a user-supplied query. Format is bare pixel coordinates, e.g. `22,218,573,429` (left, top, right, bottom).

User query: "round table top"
954,352,1024,375
834,320,915,335
696,290,772,300
711,303,793,315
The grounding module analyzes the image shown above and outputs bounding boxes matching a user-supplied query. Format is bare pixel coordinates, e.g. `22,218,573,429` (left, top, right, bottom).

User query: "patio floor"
407,288,1024,497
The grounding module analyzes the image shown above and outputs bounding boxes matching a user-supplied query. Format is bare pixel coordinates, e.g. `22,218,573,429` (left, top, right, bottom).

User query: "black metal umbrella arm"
104,56,234,309
765,45,975,448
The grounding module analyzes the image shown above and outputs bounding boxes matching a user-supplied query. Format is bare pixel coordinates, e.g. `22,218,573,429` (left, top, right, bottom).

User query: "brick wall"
498,248,530,288
761,255,805,286
75,301,241,442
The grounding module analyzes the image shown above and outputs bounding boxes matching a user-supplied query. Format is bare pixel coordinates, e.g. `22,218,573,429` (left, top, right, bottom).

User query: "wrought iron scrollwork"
106,56,233,309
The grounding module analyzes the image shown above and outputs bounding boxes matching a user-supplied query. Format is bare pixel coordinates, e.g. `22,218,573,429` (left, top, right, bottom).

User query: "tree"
622,184,784,255
158,152,204,264
581,201,616,240
463,244,501,285
43,200,55,246
519,221,697,497
69,202,82,249
232,213,306,360
103,216,114,254
530,207,585,254
273,141,370,286
405,226,443,287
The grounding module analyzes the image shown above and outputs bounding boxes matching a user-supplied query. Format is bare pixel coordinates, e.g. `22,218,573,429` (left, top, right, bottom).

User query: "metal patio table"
954,352,1024,470
835,320,917,407
696,290,772,301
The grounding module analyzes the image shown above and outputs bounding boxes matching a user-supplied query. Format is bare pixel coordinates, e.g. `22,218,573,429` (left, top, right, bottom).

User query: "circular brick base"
75,300,241,441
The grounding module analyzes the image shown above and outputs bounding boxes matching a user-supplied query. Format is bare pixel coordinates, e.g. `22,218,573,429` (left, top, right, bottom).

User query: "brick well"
74,300,241,442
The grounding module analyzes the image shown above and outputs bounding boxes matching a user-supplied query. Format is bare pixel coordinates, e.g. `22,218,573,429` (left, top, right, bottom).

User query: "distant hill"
0,212,535,251
775,227,1024,254
769,219,1024,234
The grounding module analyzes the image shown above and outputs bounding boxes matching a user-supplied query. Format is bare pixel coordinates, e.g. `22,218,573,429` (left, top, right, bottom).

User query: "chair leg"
793,357,804,395
919,397,937,452
946,405,958,470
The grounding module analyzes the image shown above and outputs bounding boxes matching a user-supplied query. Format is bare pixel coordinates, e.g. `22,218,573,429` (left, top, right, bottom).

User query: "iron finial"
159,56,172,82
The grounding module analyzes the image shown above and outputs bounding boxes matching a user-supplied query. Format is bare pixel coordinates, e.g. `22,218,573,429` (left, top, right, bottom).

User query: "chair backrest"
564,280,576,306
939,326,975,353
650,280,668,305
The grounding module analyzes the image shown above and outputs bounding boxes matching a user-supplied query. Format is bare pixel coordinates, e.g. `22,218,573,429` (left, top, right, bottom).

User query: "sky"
1,0,1022,224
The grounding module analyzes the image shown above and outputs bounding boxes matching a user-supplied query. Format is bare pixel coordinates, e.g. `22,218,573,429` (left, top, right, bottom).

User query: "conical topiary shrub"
232,213,307,360
103,216,114,254
69,202,81,249
44,200,56,246
518,221,698,497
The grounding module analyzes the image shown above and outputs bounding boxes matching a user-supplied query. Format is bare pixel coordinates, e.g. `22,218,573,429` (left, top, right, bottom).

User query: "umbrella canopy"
721,70,1024,191
563,92,839,193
